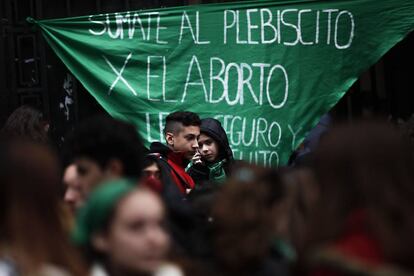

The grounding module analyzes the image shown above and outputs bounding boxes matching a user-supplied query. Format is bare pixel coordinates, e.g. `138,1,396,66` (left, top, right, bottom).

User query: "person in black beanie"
187,118,234,186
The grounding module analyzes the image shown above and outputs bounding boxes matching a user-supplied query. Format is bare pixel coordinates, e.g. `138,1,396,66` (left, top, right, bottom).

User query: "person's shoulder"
29,264,74,276
0,258,18,276
89,263,108,276
187,163,210,179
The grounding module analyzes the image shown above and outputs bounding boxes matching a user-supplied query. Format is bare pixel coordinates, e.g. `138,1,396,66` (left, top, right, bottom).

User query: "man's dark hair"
164,111,201,135
64,115,146,178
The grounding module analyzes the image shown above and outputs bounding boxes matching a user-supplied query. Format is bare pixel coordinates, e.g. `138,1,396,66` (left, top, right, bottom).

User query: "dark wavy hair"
1,105,49,143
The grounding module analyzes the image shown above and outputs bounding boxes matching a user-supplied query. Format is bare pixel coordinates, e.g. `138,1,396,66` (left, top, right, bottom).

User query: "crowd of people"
1,105,414,276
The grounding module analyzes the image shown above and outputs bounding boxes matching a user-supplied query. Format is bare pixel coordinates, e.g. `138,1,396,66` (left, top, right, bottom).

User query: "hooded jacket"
187,118,234,185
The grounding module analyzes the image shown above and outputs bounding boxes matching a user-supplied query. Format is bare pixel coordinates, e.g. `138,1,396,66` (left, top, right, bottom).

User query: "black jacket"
149,142,202,256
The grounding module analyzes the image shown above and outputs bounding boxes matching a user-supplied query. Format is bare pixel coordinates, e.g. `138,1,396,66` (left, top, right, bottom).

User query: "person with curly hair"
63,115,145,212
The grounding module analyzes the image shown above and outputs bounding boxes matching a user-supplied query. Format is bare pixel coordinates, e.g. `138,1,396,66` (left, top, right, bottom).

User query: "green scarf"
208,160,227,184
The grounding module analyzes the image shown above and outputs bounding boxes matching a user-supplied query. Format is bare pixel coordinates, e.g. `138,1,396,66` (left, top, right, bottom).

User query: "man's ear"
92,232,109,253
165,132,174,147
105,158,124,177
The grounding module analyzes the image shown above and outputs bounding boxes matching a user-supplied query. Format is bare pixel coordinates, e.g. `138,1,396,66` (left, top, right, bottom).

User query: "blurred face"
98,189,170,274
167,125,200,160
198,133,219,163
74,158,105,199
63,164,85,213
143,163,161,180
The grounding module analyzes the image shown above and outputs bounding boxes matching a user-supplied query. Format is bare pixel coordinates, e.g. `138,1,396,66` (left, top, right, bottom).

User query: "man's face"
63,164,85,213
74,157,106,201
68,158,124,211
167,125,200,160
198,133,220,163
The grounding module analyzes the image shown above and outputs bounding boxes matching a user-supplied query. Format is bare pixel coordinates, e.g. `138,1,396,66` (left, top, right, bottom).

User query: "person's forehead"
63,171,78,185
199,133,214,141
64,164,77,177
179,125,200,135
143,164,159,172
75,157,99,167
116,190,164,218
74,157,103,174
63,165,81,187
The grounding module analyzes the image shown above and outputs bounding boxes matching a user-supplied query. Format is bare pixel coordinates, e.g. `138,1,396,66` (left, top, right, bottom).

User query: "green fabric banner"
30,0,414,166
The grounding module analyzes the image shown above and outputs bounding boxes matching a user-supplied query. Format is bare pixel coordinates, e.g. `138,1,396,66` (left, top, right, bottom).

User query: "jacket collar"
150,142,189,168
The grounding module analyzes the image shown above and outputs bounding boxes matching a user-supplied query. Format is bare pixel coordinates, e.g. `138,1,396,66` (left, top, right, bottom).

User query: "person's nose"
64,189,77,204
147,226,169,248
192,140,199,149
147,173,157,180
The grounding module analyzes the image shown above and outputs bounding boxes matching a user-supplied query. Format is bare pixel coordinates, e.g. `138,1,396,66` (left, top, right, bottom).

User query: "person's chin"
185,152,195,160
137,258,163,273
203,155,215,162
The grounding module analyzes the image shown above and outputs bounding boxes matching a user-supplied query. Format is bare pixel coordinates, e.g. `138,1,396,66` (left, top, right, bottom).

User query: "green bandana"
72,178,136,246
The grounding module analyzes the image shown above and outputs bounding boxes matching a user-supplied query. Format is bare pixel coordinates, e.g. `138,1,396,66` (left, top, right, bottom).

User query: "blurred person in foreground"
73,179,182,276
62,115,145,213
210,163,290,276
297,120,414,275
63,163,84,215
0,140,87,276
278,165,318,262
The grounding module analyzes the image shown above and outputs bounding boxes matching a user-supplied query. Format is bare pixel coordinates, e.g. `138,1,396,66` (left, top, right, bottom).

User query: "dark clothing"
188,118,234,185
149,142,198,255
288,114,331,167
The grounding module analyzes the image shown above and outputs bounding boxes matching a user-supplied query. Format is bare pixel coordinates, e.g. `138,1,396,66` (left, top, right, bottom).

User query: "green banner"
30,0,414,166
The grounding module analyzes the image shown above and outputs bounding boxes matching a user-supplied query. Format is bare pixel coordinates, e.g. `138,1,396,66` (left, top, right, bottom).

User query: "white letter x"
103,52,137,96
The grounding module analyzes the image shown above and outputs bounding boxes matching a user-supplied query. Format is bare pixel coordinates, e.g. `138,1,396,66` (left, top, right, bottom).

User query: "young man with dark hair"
63,115,145,211
149,111,201,256
149,111,201,194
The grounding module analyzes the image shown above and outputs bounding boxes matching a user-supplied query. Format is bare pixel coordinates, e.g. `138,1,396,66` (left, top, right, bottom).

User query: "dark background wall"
0,0,413,148
0,0,186,147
